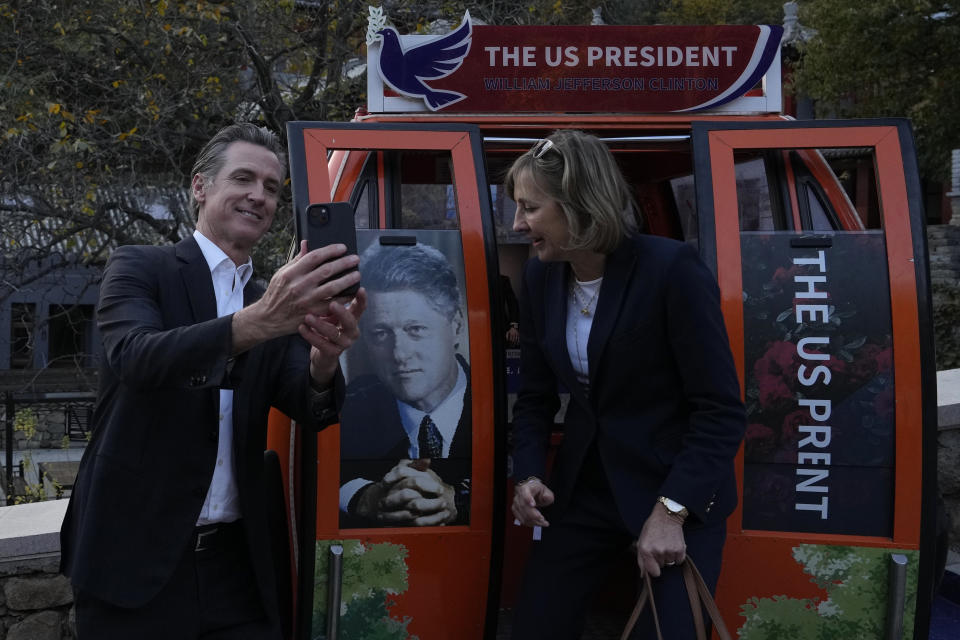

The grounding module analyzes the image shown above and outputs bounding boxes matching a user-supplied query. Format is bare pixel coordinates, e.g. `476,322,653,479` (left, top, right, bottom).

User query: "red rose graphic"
753,341,800,410
848,343,880,385
745,423,775,460
874,386,895,418
875,347,893,374
780,410,809,448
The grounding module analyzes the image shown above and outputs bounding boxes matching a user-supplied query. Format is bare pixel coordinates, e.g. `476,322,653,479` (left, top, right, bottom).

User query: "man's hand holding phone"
295,240,367,385
233,201,365,384
296,239,363,309
233,242,366,344
295,200,365,385
303,202,360,297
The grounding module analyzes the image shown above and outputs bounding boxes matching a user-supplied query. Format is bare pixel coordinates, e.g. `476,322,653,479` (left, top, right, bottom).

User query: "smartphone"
301,202,360,298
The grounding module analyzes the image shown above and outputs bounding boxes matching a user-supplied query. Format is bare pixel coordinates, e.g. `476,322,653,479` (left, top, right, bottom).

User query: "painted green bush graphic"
739,544,918,639
312,540,418,640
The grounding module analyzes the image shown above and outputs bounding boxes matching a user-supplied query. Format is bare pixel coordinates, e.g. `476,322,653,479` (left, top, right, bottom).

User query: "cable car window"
805,182,835,231
823,147,881,229
351,154,378,230
673,152,787,245
735,157,778,231
790,149,874,231
390,150,460,230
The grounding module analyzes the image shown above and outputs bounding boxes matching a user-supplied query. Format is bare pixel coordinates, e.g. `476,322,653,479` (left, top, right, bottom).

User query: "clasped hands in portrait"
351,458,458,526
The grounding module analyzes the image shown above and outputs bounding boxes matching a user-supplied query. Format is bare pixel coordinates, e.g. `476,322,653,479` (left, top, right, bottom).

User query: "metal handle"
885,553,909,640
326,544,344,640
790,235,833,249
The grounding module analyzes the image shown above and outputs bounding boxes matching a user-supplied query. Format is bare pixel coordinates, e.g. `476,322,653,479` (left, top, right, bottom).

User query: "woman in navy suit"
507,130,746,639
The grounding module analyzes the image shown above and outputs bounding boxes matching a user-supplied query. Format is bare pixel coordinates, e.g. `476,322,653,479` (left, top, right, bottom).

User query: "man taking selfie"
61,123,367,639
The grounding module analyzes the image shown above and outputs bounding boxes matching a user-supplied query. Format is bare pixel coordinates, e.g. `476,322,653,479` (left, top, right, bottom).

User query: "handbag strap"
620,558,732,640
683,563,708,640
682,558,734,640
620,571,664,640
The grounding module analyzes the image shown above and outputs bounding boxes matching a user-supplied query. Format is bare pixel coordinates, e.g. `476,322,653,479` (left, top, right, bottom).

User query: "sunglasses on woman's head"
533,139,557,159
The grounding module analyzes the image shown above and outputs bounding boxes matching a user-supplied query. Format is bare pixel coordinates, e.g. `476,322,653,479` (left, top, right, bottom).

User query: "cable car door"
692,119,937,639
283,122,504,640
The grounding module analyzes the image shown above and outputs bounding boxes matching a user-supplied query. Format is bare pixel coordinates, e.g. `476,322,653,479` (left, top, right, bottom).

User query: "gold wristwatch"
658,496,689,520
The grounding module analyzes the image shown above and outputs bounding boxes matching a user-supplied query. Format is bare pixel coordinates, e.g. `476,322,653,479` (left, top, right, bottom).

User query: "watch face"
660,496,687,515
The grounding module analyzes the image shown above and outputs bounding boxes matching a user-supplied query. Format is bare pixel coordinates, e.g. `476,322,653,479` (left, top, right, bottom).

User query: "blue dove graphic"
376,12,472,111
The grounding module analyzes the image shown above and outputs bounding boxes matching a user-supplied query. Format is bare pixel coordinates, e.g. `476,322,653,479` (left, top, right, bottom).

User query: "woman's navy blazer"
511,234,746,535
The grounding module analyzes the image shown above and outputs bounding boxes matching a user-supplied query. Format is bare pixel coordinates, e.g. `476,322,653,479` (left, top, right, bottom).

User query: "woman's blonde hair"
505,130,638,254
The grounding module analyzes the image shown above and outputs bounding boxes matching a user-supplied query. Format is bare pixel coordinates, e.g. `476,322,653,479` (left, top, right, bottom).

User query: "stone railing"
939,368,960,548
0,500,72,640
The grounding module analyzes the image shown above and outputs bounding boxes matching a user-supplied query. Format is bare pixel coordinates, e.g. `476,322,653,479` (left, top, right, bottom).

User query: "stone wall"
928,224,960,288
0,555,73,640
0,501,73,640
939,369,960,552
4,405,70,452
1,401,92,457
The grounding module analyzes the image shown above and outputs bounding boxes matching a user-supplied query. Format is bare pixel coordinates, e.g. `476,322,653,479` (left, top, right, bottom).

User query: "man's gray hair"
189,123,286,219
359,241,462,319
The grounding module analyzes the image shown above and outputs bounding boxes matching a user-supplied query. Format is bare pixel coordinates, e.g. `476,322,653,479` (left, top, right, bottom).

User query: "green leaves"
795,0,960,180
312,540,417,640
739,544,919,640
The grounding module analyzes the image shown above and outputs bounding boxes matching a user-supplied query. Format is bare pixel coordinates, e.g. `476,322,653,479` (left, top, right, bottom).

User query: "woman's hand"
511,477,554,528
636,502,687,577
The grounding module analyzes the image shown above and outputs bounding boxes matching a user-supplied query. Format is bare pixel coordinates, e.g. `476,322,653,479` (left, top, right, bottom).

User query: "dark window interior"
10,303,36,369
48,304,94,368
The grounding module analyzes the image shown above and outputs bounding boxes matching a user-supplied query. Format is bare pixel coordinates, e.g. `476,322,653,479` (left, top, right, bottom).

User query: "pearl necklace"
573,306,587,375
568,277,601,385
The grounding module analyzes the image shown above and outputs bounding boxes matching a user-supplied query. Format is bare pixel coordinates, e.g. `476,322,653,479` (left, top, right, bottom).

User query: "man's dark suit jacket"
511,234,746,535
339,357,471,526
60,237,339,617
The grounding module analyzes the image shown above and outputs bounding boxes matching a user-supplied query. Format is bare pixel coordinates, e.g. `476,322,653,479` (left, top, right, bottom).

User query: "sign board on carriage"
365,11,783,115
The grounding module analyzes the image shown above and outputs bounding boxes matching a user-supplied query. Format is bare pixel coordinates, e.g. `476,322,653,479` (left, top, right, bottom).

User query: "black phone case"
302,202,360,297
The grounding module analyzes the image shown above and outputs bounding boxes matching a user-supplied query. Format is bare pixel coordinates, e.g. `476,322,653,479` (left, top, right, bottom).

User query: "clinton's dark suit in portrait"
339,357,471,527
60,124,366,640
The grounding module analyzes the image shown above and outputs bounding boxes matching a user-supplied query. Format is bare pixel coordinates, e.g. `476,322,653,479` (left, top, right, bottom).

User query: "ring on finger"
665,561,676,566
336,324,343,338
